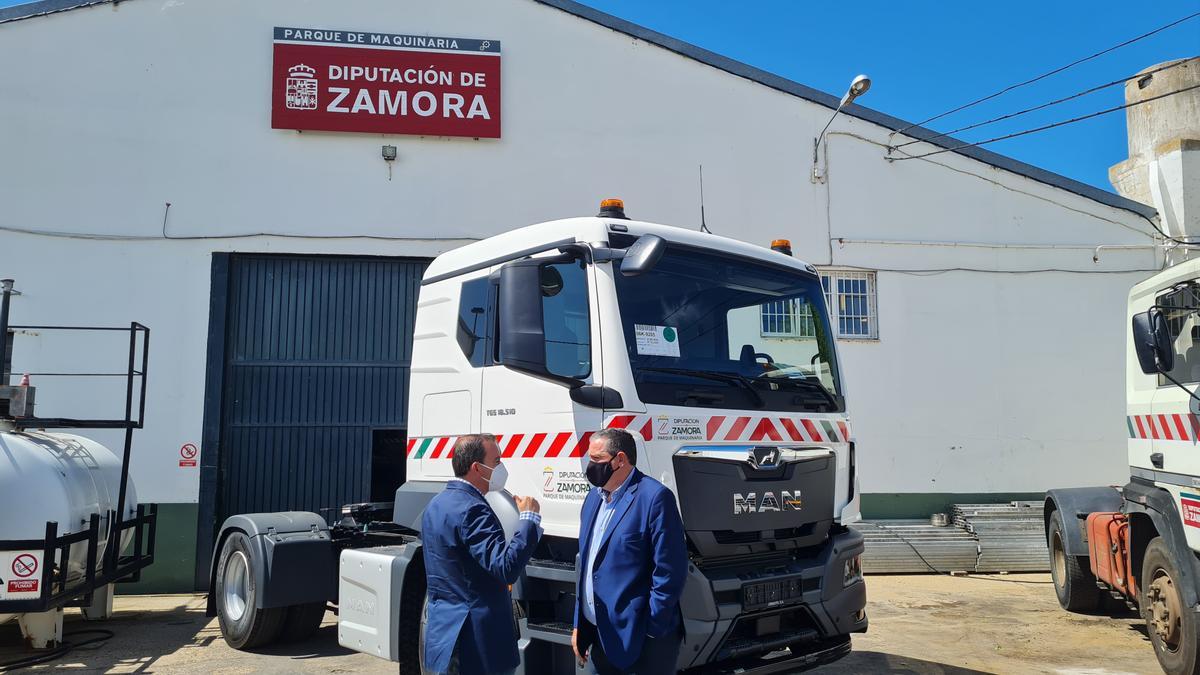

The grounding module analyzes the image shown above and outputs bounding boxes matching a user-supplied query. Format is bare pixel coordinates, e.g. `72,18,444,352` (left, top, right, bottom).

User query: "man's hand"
514,495,540,513
572,628,588,667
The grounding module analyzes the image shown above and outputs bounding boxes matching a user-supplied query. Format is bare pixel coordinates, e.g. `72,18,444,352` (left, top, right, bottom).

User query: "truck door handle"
1151,452,1164,469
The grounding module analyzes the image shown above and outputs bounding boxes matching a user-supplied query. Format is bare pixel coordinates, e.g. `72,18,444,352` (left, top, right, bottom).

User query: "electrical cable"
834,265,1159,275
888,10,1200,139
0,222,481,243
891,60,1188,151
888,83,1200,162
858,522,1053,585
0,628,115,672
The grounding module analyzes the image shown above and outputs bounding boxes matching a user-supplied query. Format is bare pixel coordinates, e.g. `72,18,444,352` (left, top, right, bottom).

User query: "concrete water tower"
1109,56,1200,255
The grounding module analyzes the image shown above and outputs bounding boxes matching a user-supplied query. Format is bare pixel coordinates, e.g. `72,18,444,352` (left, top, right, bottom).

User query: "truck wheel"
279,602,326,643
1048,509,1099,612
1142,537,1200,675
396,567,426,674
214,531,285,649
416,595,460,674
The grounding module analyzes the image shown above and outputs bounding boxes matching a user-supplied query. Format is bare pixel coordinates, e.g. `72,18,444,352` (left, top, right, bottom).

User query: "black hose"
0,628,114,672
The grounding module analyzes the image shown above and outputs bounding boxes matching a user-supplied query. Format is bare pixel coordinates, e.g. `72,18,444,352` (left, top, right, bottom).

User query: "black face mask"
586,459,616,488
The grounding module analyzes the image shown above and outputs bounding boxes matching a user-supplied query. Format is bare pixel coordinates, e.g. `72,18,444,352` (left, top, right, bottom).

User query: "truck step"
526,620,574,645
526,558,576,583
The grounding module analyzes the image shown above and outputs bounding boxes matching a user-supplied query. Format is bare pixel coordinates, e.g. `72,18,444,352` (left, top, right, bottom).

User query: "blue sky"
576,1,1199,193
2,0,1196,192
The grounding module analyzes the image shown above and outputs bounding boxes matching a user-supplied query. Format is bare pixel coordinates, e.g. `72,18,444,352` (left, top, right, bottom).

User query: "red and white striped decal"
1129,413,1200,442
408,414,852,459
705,415,851,443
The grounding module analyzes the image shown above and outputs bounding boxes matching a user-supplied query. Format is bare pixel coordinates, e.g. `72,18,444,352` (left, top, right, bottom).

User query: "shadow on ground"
0,599,209,672
0,598,352,672
818,651,995,674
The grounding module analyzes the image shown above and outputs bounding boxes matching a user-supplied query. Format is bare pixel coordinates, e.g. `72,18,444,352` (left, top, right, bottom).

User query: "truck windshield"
612,244,843,412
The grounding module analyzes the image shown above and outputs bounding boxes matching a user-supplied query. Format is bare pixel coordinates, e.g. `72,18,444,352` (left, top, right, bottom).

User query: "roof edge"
534,0,1158,221
0,0,110,23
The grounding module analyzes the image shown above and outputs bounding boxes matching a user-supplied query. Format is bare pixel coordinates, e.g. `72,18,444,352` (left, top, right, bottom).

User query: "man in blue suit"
421,433,542,675
572,428,689,674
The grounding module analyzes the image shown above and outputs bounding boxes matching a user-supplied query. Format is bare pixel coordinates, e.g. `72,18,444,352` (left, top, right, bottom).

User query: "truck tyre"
1142,537,1200,675
214,531,285,649
1048,509,1100,612
279,602,326,643
396,568,426,674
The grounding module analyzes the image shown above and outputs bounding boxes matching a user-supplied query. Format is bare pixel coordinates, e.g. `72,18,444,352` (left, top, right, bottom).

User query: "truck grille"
712,524,816,546
673,450,835,557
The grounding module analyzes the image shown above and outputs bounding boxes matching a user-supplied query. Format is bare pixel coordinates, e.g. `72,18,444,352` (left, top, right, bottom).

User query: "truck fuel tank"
1087,512,1134,598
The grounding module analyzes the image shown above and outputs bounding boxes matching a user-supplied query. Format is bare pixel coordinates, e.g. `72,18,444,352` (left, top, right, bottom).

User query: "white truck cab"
1048,256,1200,675
209,202,867,674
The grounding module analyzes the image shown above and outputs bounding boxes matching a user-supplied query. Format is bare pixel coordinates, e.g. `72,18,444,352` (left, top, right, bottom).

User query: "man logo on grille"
749,447,779,469
285,64,318,110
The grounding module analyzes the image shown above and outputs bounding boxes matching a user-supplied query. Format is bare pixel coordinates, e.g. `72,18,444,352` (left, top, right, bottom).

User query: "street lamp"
812,74,871,183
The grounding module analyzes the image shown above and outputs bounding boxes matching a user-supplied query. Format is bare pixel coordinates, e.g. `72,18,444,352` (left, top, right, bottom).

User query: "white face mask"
478,461,509,493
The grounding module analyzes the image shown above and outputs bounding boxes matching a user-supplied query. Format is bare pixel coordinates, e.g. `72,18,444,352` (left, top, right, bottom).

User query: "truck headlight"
843,555,863,587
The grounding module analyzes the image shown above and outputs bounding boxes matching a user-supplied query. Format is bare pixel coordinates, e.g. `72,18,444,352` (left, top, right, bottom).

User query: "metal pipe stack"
854,501,1048,574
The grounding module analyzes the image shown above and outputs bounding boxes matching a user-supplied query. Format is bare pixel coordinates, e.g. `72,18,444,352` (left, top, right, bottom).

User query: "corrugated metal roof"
0,0,1159,220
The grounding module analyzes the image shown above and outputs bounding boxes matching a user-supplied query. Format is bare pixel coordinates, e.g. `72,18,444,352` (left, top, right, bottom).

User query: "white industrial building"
0,0,1175,592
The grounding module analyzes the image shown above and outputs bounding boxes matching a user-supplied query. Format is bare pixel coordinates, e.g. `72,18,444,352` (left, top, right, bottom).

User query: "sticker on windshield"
635,324,680,357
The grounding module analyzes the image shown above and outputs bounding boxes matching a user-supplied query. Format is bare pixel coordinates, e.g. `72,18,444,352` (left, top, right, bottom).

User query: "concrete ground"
0,574,1160,674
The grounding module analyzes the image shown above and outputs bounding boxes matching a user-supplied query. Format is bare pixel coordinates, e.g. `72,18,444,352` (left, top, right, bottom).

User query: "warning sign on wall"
179,443,198,468
0,551,43,599
271,27,502,138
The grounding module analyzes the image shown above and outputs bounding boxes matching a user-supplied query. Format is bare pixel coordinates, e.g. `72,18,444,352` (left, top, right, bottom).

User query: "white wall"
0,0,1161,503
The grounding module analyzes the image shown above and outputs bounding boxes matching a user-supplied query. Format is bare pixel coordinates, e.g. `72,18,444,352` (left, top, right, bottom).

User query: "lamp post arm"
813,101,848,164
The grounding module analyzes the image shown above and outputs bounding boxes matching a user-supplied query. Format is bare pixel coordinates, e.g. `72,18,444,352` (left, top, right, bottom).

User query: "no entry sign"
271,27,502,138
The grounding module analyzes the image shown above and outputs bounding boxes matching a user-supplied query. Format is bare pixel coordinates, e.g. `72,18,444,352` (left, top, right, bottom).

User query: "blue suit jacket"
574,469,688,670
421,481,540,674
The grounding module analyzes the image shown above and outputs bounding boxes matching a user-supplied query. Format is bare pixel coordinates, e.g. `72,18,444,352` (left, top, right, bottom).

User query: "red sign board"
8,579,38,593
1183,494,1200,528
271,27,501,138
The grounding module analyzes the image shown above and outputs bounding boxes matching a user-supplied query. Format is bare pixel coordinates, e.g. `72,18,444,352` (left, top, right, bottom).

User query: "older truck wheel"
215,531,285,649
1048,509,1100,612
1142,537,1200,675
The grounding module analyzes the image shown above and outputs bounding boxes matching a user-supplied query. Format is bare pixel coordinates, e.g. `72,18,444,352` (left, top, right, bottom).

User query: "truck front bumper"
679,526,867,672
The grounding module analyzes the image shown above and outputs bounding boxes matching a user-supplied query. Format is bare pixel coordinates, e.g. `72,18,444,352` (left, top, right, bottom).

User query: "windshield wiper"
637,367,765,408
762,376,840,411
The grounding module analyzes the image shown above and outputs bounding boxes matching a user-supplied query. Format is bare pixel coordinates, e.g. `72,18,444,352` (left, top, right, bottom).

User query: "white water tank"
0,430,137,625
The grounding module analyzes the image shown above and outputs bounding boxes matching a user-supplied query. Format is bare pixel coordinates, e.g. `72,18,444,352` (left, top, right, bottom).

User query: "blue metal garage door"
216,254,428,522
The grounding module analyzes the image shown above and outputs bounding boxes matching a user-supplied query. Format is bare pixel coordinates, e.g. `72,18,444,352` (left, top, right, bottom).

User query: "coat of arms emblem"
285,64,318,110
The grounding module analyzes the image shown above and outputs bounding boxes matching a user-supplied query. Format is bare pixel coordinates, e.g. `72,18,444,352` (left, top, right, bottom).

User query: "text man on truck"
208,199,867,673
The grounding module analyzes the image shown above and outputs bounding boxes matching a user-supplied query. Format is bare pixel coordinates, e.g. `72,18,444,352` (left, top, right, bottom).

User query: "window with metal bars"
759,299,816,338
823,270,878,340
760,270,877,340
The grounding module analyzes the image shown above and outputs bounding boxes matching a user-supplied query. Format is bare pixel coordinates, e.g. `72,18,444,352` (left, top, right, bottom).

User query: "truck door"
416,271,489,478
480,255,603,535
1147,281,1200,549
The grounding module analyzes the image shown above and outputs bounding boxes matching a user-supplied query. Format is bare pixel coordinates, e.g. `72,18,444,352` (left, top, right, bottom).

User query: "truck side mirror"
1132,309,1174,375
497,257,586,386
620,234,666,277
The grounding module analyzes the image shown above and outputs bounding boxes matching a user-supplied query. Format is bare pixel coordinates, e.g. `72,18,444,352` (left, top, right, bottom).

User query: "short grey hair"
451,433,497,477
591,428,637,466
